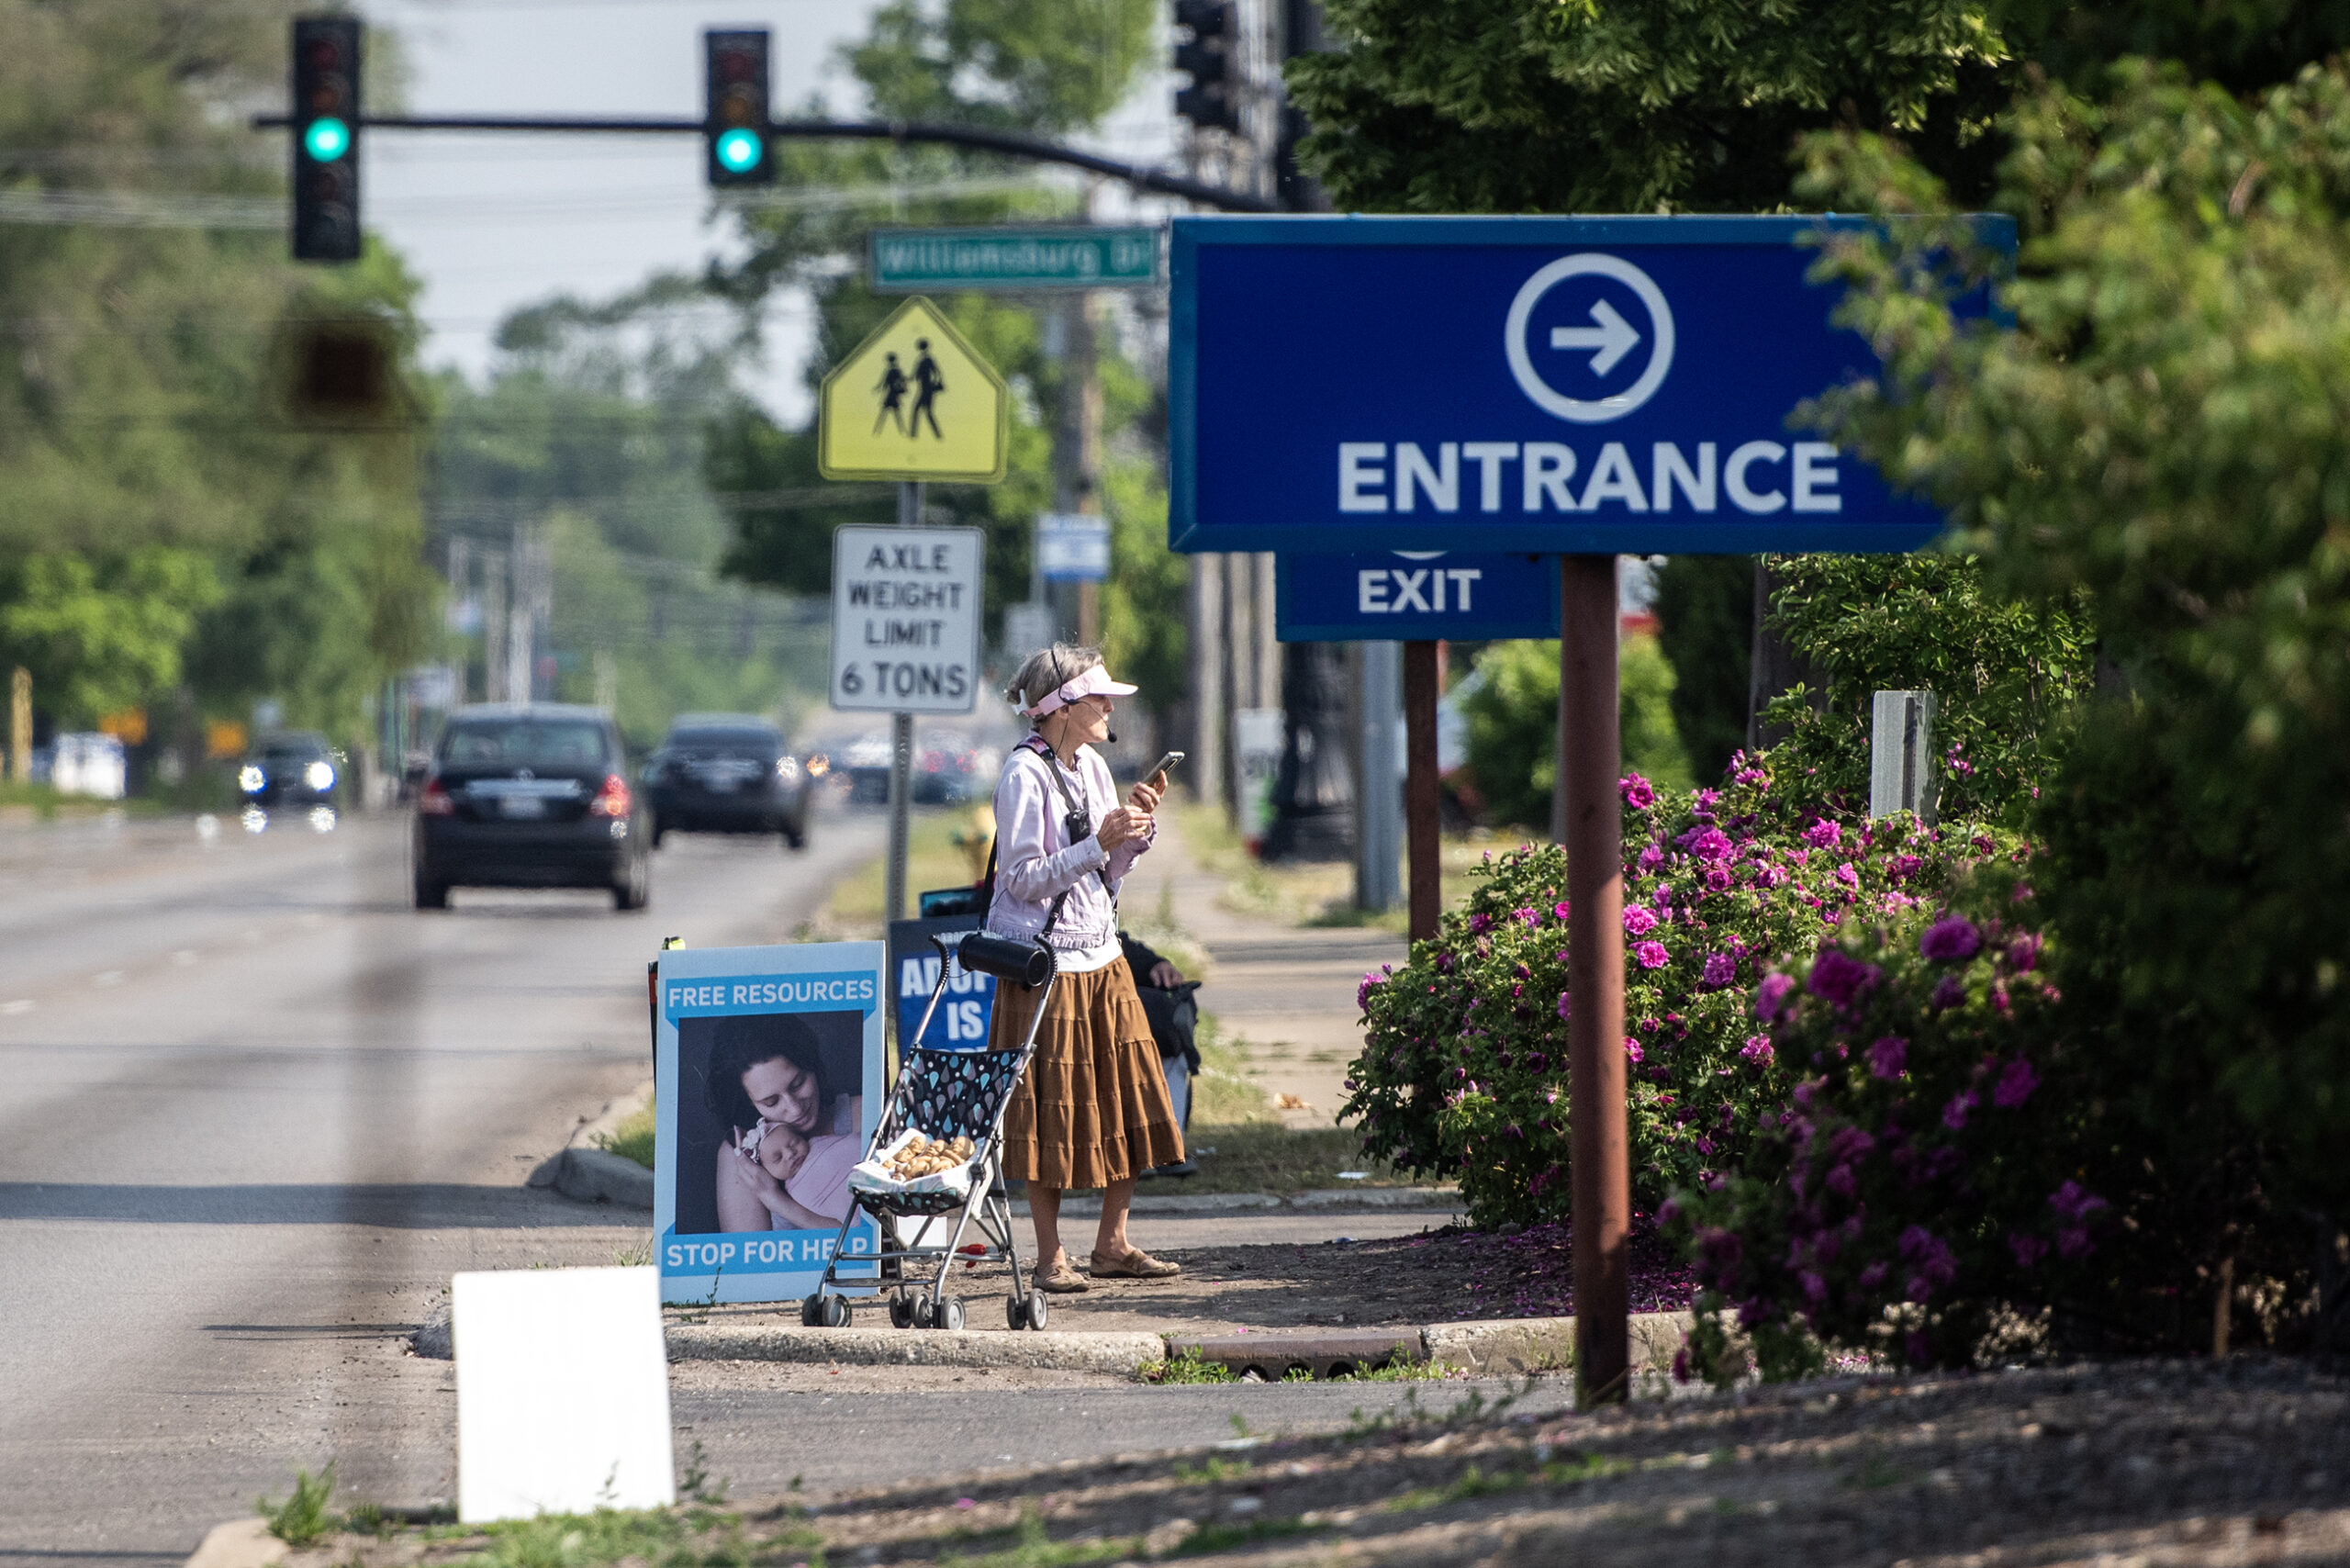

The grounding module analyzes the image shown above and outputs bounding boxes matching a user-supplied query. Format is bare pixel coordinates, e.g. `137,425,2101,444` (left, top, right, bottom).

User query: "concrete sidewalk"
1119,807,1404,1129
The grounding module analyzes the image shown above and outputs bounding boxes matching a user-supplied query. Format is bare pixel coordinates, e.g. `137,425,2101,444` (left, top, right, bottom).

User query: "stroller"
800,930,1058,1332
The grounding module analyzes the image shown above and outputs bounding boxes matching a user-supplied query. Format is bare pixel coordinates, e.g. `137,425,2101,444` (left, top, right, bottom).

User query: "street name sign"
1037,512,1110,581
830,525,985,713
818,297,1008,482
871,226,1159,291
1168,215,2013,555
1277,549,1559,643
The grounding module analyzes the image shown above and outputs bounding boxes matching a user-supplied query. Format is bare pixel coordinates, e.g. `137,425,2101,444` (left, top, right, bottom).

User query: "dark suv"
413,704,649,912
642,713,810,849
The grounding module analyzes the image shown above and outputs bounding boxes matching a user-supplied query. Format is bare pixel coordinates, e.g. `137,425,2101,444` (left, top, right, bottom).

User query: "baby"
741,1118,857,1226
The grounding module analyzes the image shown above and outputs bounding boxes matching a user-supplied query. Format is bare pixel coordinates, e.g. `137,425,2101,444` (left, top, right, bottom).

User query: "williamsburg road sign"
818,297,1008,483
1168,214,2014,555
830,526,985,714
870,226,1160,291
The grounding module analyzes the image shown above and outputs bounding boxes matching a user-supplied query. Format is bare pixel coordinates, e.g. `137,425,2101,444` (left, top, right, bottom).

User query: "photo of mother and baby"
685,1012,865,1234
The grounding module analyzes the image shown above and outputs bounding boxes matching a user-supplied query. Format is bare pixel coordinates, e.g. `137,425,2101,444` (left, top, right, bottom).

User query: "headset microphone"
1107,730,1118,744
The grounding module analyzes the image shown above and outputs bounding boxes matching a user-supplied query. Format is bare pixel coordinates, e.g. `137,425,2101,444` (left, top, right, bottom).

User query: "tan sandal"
1089,1248,1182,1281
1035,1256,1091,1294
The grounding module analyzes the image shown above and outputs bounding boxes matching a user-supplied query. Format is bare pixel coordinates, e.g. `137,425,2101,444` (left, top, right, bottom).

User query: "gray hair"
1006,642,1102,727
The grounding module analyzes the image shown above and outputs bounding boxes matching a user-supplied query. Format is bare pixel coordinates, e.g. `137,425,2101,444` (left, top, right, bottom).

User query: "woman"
708,1014,862,1232
988,644,1186,1293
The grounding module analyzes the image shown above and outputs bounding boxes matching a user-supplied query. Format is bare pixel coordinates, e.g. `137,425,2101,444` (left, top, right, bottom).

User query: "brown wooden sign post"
1403,641,1443,944
1561,555,1630,1405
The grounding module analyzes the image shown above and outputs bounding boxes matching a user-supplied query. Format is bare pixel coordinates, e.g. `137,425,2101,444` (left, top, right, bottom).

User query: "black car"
238,731,342,809
642,713,811,849
413,704,650,911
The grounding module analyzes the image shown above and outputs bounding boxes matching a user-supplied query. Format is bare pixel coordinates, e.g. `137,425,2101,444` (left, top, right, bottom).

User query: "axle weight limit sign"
830,525,985,714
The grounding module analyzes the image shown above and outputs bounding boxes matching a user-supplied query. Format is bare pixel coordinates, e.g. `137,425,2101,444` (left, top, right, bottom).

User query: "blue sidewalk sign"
1276,550,1559,643
1169,215,2011,556
887,914,998,1051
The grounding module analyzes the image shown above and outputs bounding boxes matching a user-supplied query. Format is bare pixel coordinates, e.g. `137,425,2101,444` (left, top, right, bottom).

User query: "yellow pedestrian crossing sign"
818,297,1009,483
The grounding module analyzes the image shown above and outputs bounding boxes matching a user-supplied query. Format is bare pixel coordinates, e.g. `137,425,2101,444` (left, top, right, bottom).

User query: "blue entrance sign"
1277,550,1558,643
1169,215,2011,555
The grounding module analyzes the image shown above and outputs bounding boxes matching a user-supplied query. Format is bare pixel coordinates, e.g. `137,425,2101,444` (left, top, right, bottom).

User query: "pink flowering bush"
1344,756,2023,1227
1665,880,2297,1380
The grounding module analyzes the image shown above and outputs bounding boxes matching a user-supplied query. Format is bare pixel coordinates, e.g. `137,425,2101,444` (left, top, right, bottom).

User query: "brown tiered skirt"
990,955,1185,1189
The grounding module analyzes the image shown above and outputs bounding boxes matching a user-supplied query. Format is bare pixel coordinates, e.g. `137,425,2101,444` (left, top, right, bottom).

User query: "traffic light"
1174,0,1241,135
290,15,363,263
704,29,773,186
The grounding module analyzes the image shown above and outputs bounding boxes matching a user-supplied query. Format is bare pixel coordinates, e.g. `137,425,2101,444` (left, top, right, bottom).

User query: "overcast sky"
357,0,1182,425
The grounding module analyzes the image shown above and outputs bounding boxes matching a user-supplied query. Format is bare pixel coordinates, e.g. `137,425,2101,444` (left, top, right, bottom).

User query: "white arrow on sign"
1549,298,1640,375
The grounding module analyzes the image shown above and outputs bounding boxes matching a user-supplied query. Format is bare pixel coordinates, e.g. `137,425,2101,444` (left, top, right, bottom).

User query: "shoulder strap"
1013,736,1114,935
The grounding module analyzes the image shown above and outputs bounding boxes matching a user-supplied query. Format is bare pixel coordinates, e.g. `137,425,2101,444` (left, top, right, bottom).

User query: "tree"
1284,0,2350,217
1651,555,1752,783
0,1,436,750
1796,60,2350,1214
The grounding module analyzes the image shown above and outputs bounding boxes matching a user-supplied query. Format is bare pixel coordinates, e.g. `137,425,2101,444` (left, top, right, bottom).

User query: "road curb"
183,1518,285,1568
411,1306,1694,1378
527,1146,654,1209
667,1323,1168,1375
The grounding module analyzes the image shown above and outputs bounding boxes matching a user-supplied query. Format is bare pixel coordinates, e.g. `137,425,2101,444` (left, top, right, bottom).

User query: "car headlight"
305,760,335,790
776,756,800,778
239,765,264,793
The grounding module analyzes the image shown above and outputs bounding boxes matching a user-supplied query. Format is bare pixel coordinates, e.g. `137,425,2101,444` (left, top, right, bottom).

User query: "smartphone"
1146,750,1185,784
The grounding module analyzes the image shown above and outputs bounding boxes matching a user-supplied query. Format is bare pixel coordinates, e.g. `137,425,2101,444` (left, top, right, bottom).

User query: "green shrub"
1459,633,1690,830
1755,554,2093,827
1797,63,2350,1224
1345,757,2017,1226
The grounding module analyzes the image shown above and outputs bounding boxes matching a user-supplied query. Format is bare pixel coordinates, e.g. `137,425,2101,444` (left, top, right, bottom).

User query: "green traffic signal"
714,127,764,174
303,117,352,162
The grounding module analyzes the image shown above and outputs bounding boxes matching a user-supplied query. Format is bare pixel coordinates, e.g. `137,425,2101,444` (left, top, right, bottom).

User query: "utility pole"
8,667,29,784
1260,0,1353,863
1055,293,1104,647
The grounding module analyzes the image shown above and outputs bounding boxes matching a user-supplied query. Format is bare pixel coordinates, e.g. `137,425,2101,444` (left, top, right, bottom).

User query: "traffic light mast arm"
250,113,1279,214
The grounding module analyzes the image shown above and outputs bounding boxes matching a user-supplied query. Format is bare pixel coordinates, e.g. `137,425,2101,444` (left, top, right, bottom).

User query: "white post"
1868,689,1938,822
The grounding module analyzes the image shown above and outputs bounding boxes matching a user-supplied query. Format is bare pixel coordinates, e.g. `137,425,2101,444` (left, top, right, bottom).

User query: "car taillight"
419,778,455,815
589,774,632,817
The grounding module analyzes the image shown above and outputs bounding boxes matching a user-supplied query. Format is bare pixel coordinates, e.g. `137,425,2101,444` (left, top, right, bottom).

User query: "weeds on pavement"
258,1463,337,1546
1136,1349,1237,1384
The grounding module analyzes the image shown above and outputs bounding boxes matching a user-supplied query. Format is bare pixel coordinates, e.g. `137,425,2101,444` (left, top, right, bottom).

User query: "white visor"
1023,664,1137,718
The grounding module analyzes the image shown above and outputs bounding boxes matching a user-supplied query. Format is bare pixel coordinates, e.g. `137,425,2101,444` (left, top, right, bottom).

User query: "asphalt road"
0,802,879,1567
0,798,1492,1568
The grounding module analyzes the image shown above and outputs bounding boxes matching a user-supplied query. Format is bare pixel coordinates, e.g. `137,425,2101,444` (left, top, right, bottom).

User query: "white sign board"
1037,512,1110,582
453,1266,675,1523
831,525,985,713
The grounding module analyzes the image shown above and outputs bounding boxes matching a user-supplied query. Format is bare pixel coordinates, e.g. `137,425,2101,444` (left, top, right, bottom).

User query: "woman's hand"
1096,804,1151,852
1127,778,1163,814
1149,958,1184,987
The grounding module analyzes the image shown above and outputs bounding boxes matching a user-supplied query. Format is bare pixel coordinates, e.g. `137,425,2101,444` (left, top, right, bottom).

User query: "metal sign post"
1171,213,2010,1406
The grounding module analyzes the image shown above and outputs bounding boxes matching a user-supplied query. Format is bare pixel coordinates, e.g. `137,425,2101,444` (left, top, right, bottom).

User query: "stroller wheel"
935,1295,966,1331
1026,1291,1049,1331
821,1294,852,1328
912,1295,935,1329
800,1293,824,1327
1005,1294,1025,1330
889,1294,916,1329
